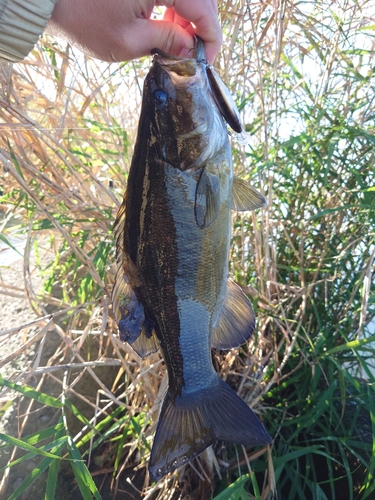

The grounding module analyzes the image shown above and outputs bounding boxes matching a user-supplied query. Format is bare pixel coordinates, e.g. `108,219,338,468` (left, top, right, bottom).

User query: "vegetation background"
0,0,374,498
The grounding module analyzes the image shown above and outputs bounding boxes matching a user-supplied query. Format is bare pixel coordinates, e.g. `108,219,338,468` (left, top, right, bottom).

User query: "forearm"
0,0,56,62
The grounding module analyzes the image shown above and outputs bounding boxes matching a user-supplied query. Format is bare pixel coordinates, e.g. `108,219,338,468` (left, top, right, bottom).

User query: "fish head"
145,51,227,171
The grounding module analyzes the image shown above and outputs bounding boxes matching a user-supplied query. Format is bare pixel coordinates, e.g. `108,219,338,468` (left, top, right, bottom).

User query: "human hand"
46,0,222,63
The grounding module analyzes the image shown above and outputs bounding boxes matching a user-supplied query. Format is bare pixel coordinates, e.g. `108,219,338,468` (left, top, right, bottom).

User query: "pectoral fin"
232,177,267,211
195,170,220,228
212,279,256,350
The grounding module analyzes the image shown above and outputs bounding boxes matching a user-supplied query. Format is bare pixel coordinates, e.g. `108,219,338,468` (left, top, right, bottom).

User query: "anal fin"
130,321,159,358
232,177,267,211
212,279,256,350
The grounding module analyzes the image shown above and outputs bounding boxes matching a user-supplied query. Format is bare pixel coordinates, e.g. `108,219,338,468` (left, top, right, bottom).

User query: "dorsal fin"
232,177,267,211
212,279,256,350
195,170,221,228
112,196,159,357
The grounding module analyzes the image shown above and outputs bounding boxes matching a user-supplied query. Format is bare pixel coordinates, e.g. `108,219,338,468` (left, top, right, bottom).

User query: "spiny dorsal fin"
113,195,126,261
195,170,220,228
212,278,256,350
232,177,267,211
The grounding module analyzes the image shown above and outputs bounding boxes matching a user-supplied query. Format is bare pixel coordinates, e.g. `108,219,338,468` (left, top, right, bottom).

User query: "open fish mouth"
152,37,242,134
151,49,198,77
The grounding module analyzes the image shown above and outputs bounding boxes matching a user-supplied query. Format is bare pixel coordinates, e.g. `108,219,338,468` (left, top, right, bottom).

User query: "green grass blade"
359,385,375,499
0,436,68,473
67,438,102,500
0,434,65,460
0,377,63,408
213,474,250,500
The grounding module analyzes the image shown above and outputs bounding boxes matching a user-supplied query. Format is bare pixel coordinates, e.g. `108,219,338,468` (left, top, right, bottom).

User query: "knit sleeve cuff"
0,0,57,62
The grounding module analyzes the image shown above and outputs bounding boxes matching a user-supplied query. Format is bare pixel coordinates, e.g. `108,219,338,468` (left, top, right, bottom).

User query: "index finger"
160,0,222,62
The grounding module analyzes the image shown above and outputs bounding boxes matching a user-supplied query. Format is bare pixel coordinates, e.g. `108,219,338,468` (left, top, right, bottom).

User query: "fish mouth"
151,34,207,85
152,52,198,77
152,39,242,134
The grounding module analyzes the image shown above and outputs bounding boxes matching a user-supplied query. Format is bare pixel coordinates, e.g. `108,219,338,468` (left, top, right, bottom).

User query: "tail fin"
149,377,271,482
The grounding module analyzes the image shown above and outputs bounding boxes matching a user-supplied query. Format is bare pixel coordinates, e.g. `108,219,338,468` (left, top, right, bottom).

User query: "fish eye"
153,88,168,108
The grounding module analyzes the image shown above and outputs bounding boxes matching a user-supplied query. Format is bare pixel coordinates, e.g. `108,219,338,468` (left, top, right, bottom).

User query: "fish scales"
113,38,271,482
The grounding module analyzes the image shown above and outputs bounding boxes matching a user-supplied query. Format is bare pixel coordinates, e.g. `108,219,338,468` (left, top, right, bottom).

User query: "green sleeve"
0,0,57,62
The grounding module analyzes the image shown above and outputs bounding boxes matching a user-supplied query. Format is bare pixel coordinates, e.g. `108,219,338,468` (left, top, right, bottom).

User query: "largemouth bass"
113,38,271,482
